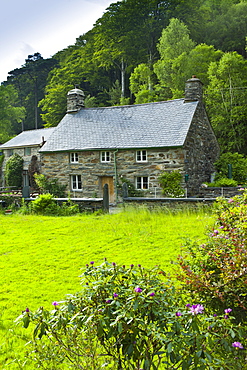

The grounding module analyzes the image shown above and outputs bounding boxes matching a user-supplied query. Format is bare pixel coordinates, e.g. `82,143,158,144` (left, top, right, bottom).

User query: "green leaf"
167,342,173,353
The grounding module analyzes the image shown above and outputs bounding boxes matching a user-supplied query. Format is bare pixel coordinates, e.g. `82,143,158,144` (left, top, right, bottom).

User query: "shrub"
21,194,78,216
34,173,67,197
177,189,247,323
158,171,184,197
214,152,247,184
17,261,245,369
206,178,238,187
5,153,23,188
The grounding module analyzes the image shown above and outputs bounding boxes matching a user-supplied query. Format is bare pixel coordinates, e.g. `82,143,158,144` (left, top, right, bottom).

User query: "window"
24,147,31,156
136,150,147,162
6,149,13,157
71,175,82,190
136,176,149,189
101,151,111,162
70,152,79,163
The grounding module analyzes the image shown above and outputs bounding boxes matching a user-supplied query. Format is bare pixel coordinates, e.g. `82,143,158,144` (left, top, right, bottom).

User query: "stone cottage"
0,128,54,187
38,77,219,201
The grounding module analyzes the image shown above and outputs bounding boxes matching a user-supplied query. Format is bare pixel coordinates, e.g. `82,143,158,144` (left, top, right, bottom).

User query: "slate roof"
39,99,198,152
0,128,55,149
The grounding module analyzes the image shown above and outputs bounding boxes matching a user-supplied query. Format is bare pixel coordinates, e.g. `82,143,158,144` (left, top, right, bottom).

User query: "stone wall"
199,187,244,198
1,146,41,186
1,146,41,172
40,148,185,199
183,101,220,196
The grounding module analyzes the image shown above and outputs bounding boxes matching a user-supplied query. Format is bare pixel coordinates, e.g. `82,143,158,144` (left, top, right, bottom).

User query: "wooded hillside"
1,0,247,154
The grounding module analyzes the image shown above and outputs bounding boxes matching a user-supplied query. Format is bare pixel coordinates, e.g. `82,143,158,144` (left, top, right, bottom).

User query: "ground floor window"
71,175,82,190
136,176,149,189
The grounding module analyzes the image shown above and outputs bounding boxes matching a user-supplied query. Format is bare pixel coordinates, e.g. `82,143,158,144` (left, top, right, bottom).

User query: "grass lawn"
0,207,213,368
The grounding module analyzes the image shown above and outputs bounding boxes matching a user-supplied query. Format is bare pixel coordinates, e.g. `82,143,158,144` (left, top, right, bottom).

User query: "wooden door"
101,176,115,203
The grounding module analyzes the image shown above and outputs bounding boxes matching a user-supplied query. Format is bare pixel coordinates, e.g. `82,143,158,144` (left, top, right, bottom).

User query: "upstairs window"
136,176,149,190
24,147,31,156
70,152,79,163
101,151,111,162
71,175,82,190
136,150,147,162
7,149,13,157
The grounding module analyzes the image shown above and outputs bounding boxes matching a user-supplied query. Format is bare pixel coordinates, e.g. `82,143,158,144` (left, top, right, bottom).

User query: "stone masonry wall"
1,146,41,186
40,148,185,199
183,101,220,196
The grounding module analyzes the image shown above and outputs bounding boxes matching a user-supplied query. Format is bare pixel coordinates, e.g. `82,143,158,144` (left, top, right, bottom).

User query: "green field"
0,208,213,368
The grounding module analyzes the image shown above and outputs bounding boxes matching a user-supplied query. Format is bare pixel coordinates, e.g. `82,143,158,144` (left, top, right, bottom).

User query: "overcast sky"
0,0,114,84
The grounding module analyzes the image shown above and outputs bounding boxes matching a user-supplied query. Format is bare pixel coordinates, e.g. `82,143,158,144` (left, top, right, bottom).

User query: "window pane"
143,177,148,189
142,150,147,161
136,177,141,189
136,151,141,161
24,147,31,156
78,175,82,189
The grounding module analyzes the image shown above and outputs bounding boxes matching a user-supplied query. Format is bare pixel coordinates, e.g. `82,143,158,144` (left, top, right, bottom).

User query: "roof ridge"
84,98,184,110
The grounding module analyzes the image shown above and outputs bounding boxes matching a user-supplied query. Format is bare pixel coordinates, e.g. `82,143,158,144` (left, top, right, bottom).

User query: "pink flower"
232,342,244,349
52,301,59,306
188,304,204,315
176,312,182,316
148,292,155,297
228,198,234,203
134,287,142,293
224,308,232,314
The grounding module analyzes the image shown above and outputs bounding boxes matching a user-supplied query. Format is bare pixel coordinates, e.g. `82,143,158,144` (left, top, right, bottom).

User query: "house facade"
0,128,54,187
38,77,219,201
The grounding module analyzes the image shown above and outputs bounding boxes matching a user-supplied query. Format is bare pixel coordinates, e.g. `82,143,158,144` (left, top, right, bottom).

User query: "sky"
0,0,115,84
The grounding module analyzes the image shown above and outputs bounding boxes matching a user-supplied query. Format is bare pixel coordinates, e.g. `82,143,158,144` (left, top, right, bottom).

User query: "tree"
154,18,196,98
206,52,247,154
0,85,25,143
202,1,247,56
5,53,57,131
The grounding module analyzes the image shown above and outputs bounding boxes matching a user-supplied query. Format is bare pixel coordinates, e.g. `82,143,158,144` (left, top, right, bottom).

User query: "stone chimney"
67,87,85,113
184,75,203,102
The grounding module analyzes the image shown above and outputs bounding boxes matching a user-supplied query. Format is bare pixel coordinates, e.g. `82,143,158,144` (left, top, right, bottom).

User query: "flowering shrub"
177,189,247,323
17,261,245,369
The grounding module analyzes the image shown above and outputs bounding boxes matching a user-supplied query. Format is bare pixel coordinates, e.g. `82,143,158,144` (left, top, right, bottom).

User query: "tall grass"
0,207,213,368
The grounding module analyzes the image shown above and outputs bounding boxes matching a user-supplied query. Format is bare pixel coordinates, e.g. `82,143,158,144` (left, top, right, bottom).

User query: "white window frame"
101,151,111,162
136,176,149,190
136,150,147,162
71,175,82,191
70,152,79,163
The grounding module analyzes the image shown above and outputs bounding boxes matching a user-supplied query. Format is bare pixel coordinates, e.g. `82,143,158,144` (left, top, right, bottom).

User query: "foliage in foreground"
34,173,67,197
20,193,78,216
178,189,247,323
18,261,245,369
